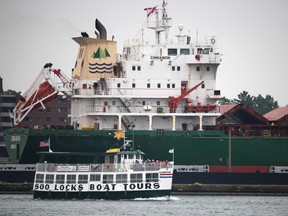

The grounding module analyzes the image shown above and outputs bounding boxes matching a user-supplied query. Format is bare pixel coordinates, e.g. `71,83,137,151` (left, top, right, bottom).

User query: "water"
0,194,287,216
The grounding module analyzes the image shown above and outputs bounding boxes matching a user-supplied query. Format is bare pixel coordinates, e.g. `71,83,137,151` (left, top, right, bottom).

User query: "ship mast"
146,0,172,45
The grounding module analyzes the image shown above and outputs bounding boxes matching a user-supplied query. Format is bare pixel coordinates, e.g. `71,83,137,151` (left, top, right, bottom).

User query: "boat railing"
36,161,173,173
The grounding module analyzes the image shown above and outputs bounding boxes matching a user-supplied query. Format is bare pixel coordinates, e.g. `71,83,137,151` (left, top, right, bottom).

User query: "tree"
217,97,234,105
233,91,255,107
217,90,279,115
253,94,279,114
4,89,21,96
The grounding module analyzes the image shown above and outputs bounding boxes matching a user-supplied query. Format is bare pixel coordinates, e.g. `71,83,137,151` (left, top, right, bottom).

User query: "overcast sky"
0,0,287,106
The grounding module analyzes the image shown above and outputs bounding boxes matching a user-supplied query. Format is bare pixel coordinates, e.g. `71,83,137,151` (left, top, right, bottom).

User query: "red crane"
168,81,204,113
12,63,72,125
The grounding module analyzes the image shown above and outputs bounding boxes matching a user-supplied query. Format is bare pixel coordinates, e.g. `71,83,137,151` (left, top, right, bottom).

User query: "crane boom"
168,81,204,113
12,63,72,125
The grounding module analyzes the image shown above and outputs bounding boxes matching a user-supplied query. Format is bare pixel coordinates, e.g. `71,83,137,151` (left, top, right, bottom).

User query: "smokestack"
0,76,3,93
95,19,107,40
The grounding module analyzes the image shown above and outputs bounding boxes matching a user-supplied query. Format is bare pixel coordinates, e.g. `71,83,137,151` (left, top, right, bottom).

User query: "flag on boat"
39,139,49,147
114,131,125,140
144,6,157,17
169,148,174,154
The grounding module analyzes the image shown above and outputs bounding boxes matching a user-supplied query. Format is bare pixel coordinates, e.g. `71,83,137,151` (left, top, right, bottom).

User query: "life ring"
195,55,201,61
211,38,216,44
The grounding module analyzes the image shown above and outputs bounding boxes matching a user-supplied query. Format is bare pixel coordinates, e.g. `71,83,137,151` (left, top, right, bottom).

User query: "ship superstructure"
70,2,221,132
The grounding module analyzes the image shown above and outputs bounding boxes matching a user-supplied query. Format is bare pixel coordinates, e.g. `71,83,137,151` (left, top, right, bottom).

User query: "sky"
0,0,287,106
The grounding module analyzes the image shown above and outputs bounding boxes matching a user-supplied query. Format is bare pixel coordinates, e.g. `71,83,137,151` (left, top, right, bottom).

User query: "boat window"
132,83,136,88
103,174,114,184
177,66,181,71
157,84,161,88
196,66,200,71
130,173,142,183
56,174,65,184
167,83,170,88
137,66,141,71
147,83,150,88
90,174,101,182
45,174,54,184
172,84,175,88
206,66,210,71
35,174,44,183
168,48,177,56
105,154,114,164
146,173,159,182
67,174,76,184
180,49,190,55
172,66,175,71
117,83,121,88
116,174,127,183
78,174,88,184
156,101,161,106
132,66,136,71
128,154,134,159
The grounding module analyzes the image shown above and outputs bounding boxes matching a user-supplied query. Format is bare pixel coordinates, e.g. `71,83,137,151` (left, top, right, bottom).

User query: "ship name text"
150,56,170,60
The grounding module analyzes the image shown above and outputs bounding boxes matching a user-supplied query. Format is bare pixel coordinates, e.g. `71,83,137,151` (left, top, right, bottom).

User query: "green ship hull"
3,128,288,168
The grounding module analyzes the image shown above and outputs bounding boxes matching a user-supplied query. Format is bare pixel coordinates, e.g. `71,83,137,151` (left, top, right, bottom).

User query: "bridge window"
168,48,177,56
180,49,190,55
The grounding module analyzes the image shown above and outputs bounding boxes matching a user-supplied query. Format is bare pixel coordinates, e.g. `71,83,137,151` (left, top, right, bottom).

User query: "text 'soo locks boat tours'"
33,131,174,199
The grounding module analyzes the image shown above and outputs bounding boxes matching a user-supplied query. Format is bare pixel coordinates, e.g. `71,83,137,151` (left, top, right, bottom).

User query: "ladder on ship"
117,89,134,130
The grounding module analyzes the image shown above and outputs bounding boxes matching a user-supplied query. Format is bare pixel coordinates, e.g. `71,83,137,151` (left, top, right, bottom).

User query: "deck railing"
36,161,173,173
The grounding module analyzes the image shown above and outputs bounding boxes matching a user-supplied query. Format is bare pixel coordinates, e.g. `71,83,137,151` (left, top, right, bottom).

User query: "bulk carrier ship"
2,1,288,185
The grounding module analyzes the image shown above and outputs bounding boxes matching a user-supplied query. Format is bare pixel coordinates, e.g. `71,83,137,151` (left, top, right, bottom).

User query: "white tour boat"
33,131,174,199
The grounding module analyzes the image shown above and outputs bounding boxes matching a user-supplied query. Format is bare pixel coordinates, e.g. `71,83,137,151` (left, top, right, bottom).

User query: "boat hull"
33,189,171,200
3,128,288,167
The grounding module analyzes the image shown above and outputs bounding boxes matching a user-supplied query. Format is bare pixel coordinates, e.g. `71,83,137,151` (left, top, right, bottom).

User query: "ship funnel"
95,19,107,40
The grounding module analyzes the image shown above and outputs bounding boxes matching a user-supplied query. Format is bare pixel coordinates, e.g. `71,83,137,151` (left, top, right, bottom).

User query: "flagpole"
48,137,52,153
173,148,175,163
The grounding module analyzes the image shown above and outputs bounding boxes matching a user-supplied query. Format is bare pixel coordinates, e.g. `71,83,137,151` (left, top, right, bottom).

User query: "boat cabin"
104,148,144,165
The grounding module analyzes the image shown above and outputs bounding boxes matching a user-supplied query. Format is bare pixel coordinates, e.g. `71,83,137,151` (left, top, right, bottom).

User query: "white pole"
48,137,52,153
